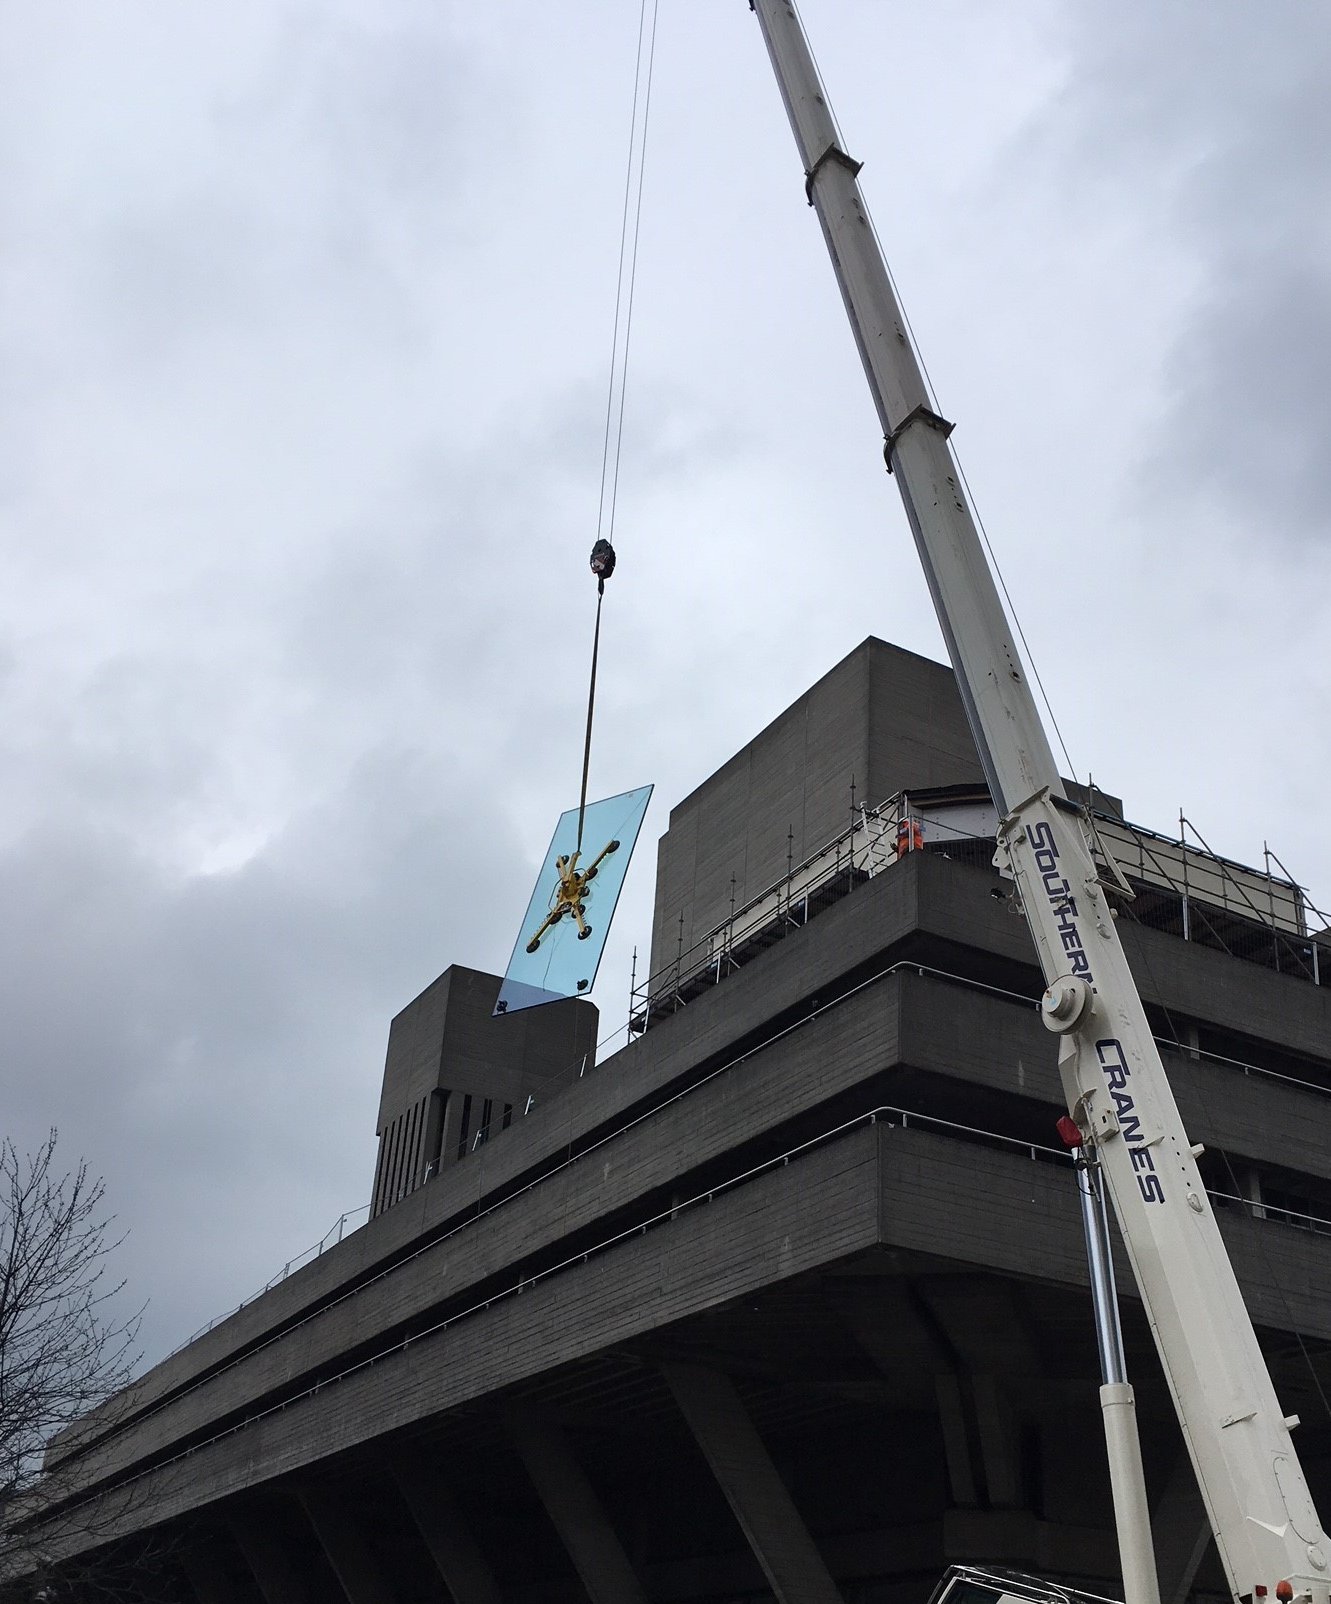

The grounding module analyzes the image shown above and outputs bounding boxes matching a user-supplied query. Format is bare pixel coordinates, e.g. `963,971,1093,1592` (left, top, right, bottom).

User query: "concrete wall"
46,853,1331,1501
647,638,981,974
34,1101,1331,1567
35,1125,888,1557
53,851,1331,1467
371,965,599,1213
864,636,984,806
52,843,1331,1482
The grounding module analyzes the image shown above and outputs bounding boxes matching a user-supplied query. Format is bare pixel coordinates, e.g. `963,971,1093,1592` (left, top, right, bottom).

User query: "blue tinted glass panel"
494,784,652,1017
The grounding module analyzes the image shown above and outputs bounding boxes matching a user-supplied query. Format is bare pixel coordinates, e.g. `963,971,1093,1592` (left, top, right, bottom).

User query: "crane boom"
748,6,1330,1603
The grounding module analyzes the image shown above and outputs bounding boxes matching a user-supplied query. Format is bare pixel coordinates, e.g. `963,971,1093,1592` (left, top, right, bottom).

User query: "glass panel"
494,784,653,1017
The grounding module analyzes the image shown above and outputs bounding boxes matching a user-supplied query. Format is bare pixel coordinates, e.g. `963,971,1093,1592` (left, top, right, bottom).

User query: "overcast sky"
3,0,1328,1367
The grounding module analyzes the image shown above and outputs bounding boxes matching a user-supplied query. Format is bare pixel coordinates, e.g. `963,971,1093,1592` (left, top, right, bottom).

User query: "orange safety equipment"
895,817,924,857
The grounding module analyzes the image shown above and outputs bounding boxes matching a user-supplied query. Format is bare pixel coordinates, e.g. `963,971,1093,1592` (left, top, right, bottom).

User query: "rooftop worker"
895,817,924,858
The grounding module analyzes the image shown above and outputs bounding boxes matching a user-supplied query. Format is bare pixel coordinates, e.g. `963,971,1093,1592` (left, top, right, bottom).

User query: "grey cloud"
217,5,490,255
1168,255,1331,540
50,8,494,384
1046,2,1331,551
0,741,524,1358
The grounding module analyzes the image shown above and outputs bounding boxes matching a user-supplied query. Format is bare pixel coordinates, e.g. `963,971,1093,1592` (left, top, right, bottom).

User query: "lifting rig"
748,5,1330,1604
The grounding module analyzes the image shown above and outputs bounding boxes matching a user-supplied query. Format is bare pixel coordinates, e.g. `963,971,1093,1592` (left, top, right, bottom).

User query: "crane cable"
576,0,660,856
577,542,615,855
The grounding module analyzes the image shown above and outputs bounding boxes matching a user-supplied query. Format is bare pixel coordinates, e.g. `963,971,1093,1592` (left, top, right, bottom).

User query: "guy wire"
861,186,1082,790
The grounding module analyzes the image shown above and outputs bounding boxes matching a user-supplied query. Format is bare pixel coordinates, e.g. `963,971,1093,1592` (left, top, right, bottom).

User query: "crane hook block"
590,539,616,583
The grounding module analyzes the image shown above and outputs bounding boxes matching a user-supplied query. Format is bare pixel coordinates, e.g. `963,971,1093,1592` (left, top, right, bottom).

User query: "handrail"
1208,1190,1331,1234
36,1092,1331,1535
163,1205,371,1359
56,955,1331,1493
29,1101,1075,1528
635,790,905,1013
634,800,1325,1030
161,956,1331,1380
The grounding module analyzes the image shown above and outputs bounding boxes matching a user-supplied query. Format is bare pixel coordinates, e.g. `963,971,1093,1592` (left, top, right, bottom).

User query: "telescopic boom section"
749,6,1330,1604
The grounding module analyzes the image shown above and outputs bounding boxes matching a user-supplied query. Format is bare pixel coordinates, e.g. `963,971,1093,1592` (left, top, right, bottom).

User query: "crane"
747,5,1330,1604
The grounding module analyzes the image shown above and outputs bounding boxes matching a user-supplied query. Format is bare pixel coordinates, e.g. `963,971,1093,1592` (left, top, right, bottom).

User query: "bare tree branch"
0,1131,170,1600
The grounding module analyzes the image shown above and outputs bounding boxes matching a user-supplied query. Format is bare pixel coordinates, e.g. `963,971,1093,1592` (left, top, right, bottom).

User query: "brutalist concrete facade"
649,639,984,973
10,640,1331,1604
371,966,599,1216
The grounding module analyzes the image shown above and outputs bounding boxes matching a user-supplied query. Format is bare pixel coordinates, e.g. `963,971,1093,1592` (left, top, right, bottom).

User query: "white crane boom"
748,5,1330,1603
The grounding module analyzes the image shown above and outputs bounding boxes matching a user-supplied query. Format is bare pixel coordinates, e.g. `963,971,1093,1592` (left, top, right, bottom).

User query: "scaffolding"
629,785,1327,1032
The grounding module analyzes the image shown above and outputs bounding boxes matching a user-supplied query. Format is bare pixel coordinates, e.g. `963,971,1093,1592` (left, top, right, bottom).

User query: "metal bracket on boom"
883,404,955,474
1088,820,1138,903
804,142,863,205
1050,792,1137,903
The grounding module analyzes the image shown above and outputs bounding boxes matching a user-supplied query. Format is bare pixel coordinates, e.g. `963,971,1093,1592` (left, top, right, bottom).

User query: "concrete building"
370,966,599,1217
7,638,1331,1604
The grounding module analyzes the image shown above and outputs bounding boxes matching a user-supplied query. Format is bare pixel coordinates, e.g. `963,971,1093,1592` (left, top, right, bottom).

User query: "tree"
0,1130,163,1598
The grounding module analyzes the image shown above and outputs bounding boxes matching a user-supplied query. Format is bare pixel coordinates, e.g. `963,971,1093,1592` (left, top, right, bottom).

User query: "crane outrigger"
747,5,1330,1603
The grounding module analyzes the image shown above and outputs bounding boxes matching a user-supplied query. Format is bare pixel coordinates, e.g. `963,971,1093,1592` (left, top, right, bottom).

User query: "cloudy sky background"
3,0,1328,1367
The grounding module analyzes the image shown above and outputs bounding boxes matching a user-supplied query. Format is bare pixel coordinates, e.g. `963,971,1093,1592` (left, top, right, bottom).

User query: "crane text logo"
1095,1039,1165,1204
1027,821,1094,983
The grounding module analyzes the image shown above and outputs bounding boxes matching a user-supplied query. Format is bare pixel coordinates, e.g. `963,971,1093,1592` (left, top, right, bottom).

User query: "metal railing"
630,791,919,1031
157,950,1331,1394
158,803,1328,1365
51,1085,1331,1529
630,794,1325,1033
1116,870,1326,984
164,1205,370,1359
